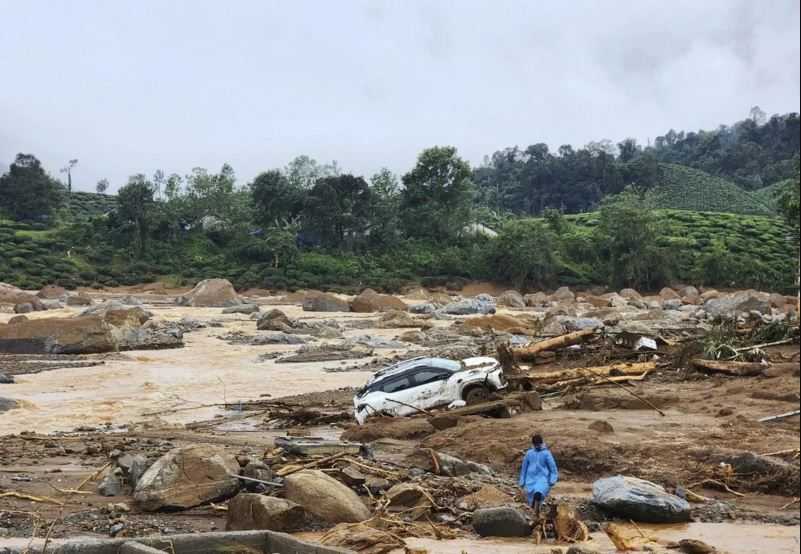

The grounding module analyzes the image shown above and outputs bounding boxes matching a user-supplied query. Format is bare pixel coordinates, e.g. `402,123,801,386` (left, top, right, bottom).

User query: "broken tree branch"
513,329,596,361
385,398,433,416
0,491,65,506
734,338,796,352
691,359,766,377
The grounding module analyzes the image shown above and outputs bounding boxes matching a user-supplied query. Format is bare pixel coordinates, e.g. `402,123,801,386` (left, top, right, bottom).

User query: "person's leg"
532,492,543,518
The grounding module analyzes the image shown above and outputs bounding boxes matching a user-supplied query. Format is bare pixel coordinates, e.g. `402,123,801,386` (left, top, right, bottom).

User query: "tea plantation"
644,164,777,216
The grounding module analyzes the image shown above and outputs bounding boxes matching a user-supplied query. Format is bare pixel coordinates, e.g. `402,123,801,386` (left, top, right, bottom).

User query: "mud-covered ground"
1,286,799,553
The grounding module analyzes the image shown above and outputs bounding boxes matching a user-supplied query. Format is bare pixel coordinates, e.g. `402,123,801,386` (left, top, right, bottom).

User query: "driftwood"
275,452,348,477
758,410,801,423
513,329,596,361
691,359,766,377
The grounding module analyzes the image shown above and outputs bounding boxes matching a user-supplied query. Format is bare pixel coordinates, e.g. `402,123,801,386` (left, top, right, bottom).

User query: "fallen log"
518,361,655,386
691,359,766,377
513,328,596,361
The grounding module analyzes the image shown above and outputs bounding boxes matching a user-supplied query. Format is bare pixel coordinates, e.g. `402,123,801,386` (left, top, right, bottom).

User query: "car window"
411,368,451,387
381,376,412,394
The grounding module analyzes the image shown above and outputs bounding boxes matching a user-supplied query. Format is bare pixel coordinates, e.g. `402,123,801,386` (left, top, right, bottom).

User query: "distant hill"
644,164,776,216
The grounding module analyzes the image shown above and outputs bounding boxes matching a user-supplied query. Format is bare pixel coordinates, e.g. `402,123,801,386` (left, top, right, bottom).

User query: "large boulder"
66,293,93,306
472,506,531,537
619,288,642,300
524,292,550,307
350,289,408,313
659,287,681,300
0,284,44,311
82,301,151,328
284,470,370,524
177,279,242,307
37,285,67,300
133,445,240,511
592,475,690,523
497,290,526,308
256,309,294,331
0,316,116,354
226,493,307,532
551,286,576,303
302,292,351,313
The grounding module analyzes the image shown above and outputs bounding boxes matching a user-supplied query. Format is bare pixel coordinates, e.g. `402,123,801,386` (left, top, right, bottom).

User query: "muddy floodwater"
0,304,391,434
400,522,801,553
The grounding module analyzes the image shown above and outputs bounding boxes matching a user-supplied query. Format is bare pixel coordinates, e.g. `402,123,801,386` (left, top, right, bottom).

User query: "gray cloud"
1,0,798,192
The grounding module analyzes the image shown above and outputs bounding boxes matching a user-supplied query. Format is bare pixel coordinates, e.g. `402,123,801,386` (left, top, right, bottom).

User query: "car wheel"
464,385,490,405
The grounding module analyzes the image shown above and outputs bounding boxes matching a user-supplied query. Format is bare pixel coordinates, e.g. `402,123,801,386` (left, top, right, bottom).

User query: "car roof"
366,357,460,385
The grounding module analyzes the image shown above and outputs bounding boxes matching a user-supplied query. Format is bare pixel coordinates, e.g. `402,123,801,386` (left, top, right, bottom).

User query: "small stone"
109,522,125,537
0,373,14,384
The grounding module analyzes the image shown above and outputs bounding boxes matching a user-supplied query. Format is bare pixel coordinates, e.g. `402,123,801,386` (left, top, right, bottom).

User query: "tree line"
1,109,798,292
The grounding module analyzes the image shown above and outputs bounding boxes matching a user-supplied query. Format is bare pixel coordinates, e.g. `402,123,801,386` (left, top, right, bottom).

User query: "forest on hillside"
1,111,799,294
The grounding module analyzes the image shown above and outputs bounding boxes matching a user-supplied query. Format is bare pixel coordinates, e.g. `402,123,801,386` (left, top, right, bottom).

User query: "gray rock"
347,335,406,349
441,298,496,315
592,475,690,523
222,303,260,315
437,452,493,477
0,373,14,384
133,445,240,511
663,299,684,311
563,317,604,331
97,471,125,497
117,453,149,488
40,299,65,310
473,506,532,537
567,547,602,554
226,493,307,532
177,317,206,331
242,462,274,493
0,397,19,413
252,332,310,345
13,303,34,314
409,302,439,314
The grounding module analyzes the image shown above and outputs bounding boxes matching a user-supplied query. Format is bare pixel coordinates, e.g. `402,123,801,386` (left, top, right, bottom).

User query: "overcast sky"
1,0,799,192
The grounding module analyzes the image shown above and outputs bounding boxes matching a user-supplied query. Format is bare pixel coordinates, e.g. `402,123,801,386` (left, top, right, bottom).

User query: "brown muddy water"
0,303,416,434
400,522,800,553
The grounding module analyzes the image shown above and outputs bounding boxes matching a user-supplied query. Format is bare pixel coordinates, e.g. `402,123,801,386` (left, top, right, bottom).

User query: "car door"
375,373,417,417
401,367,453,410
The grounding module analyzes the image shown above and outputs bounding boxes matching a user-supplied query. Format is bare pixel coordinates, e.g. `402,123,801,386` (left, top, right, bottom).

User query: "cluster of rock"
0,300,183,354
0,282,94,314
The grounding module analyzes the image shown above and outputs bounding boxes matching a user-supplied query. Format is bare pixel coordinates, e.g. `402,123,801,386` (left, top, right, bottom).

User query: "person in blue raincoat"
518,433,558,517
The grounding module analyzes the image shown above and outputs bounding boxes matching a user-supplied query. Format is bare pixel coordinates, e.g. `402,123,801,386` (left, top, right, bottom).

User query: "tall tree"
400,146,473,241
117,174,156,256
250,170,305,226
368,168,401,247
0,153,65,221
96,178,110,194
304,174,372,249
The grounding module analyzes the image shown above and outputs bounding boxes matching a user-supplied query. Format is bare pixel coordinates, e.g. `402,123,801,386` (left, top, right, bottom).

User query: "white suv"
353,356,507,425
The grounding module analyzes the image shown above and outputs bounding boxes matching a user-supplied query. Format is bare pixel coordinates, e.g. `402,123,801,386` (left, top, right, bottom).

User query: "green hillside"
644,164,776,215
752,179,792,212
64,191,118,220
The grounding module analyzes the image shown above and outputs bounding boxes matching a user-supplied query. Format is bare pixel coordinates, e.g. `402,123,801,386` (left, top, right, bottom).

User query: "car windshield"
358,358,460,396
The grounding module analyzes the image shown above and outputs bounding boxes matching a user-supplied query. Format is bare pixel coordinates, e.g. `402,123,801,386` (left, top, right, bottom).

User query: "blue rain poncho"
518,445,559,505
